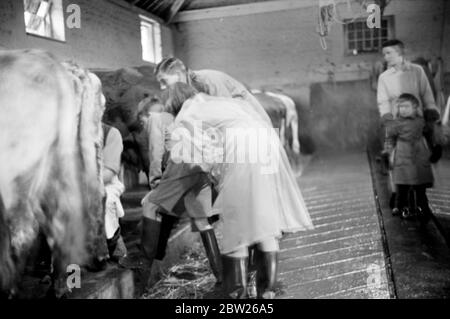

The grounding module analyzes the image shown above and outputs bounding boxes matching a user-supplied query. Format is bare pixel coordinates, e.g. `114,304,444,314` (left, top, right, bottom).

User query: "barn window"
140,16,162,64
23,0,65,41
344,16,394,55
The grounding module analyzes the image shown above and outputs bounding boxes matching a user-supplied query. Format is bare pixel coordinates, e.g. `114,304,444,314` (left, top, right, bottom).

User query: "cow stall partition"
309,79,379,154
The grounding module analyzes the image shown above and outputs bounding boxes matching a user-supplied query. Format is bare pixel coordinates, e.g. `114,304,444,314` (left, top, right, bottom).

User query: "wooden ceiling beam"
172,0,350,23
166,0,186,23
143,0,158,11
148,0,168,12
108,0,165,24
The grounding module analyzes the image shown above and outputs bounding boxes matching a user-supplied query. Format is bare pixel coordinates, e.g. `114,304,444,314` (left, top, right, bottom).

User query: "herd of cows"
0,49,302,298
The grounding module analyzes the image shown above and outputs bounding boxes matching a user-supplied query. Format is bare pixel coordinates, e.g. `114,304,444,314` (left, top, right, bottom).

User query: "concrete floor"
370,154,450,299
278,152,391,299
17,151,450,299
200,150,450,299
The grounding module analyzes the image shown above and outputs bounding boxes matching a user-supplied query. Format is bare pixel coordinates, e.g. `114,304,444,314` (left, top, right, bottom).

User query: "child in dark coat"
386,93,434,219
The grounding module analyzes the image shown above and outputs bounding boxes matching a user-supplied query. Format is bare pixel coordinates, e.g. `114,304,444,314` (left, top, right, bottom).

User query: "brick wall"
173,0,445,89
171,0,448,151
444,0,450,70
0,0,174,69
442,0,450,98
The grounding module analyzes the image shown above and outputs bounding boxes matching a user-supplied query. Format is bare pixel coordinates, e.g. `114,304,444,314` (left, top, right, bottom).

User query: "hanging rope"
317,0,368,50
317,0,333,50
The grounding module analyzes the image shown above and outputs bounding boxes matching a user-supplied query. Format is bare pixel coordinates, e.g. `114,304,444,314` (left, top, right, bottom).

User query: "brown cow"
0,50,106,297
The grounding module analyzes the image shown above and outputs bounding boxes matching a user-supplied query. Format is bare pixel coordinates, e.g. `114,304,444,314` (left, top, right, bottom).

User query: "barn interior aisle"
135,151,394,300
1,0,450,303
371,153,450,298
146,151,450,300
295,150,450,299
277,152,391,299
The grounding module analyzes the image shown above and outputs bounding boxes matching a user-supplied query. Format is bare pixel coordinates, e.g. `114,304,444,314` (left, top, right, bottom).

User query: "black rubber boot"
222,256,248,299
200,229,223,284
155,214,179,260
107,227,121,261
246,245,258,298
247,245,258,272
140,217,161,266
389,192,397,209
256,251,278,299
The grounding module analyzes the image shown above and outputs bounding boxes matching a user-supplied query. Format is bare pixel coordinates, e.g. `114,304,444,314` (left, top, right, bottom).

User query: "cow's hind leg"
44,245,69,299
39,181,80,299
0,195,16,297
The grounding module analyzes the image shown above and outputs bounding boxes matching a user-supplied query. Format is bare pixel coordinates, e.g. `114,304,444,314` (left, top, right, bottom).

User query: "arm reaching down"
147,112,174,189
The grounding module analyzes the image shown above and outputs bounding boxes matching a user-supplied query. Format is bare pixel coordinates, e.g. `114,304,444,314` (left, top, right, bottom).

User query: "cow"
93,67,162,188
250,90,287,146
252,90,287,138
265,91,301,156
0,50,106,298
95,67,161,138
250,89,306,173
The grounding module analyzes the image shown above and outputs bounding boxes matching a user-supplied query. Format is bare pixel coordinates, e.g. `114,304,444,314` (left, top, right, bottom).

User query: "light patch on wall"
140,15,162,64
24,0,65,41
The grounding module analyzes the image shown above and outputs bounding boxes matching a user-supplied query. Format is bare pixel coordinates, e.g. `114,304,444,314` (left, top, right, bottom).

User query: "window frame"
140,15,162,64
343,15,395,56
23,0,66,43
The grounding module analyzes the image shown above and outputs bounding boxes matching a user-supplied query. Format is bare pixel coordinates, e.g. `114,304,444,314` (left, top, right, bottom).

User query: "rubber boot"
247,245,258,272
389,192,396,209
155,214,179,260
200,229,223,285
256,251,278,299
416,188,432,225
140,216,161,267
247,245,258,298
222,256,248,299
107,227,121,261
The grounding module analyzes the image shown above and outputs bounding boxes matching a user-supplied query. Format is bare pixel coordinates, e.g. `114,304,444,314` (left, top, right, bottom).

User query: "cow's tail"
50,58,88,269
63,63,107,261
0,195,15,292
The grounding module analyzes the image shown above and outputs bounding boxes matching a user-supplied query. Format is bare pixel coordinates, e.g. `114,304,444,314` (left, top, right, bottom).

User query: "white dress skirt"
171,93,314,254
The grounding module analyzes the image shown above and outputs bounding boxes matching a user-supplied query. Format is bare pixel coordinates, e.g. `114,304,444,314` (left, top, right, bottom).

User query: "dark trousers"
395,185,431,213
